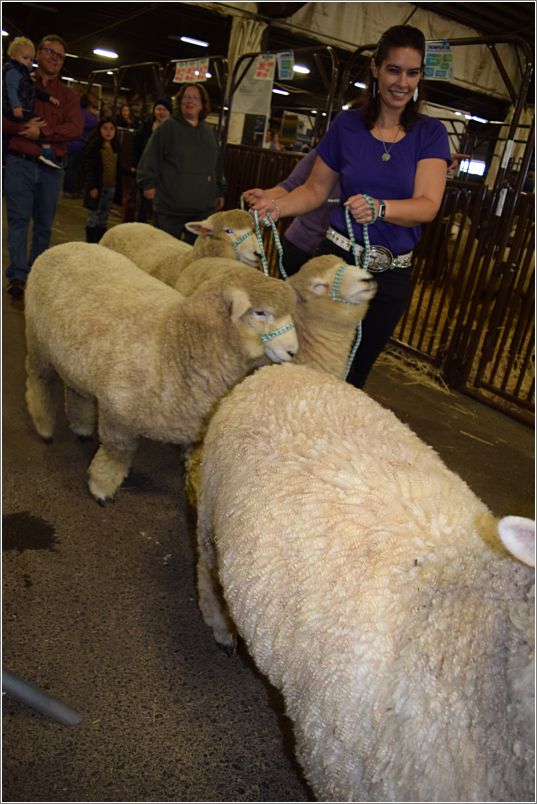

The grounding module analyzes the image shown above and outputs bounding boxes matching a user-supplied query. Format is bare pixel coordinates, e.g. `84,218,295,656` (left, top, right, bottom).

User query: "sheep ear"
184,219,214,236
224,287,252,321
497,516,535,567
309,278,330,296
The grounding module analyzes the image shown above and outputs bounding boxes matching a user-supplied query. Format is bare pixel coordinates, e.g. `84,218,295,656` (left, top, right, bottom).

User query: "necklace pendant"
381,152,391,162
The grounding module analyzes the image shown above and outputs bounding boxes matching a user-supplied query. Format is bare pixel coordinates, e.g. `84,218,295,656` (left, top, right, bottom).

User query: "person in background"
263,128,282,151
82,116,124,242
137,83,226,244
246,24,450,390
129,96,172,222
116,102,139,130
63,93,98,198
2,33,83,300
2,35,61,169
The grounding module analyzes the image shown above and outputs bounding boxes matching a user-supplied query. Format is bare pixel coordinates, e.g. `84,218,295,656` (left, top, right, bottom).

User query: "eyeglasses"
182,95,201,102
40,47,65,61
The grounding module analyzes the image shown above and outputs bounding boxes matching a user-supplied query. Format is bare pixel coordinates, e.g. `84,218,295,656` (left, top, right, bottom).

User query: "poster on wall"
254,54,277,80
424,42,453,80
173,58,210,83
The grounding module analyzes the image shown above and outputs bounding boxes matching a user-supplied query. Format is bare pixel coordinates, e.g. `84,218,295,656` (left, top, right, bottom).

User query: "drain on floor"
2,512,58,553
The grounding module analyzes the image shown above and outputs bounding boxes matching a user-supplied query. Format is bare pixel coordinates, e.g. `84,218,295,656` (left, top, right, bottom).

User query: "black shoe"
7,279,25,300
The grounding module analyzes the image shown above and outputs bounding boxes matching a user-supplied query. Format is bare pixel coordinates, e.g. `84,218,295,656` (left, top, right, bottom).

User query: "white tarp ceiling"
199,1,525,102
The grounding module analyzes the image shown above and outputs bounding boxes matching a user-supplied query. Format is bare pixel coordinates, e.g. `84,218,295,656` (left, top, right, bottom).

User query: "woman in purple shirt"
245,25,451,389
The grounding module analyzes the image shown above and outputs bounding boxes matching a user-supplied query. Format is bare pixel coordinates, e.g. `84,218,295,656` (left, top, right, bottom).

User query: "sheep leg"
196,554,237,654
65,387,97,438
87,412,137,503
25,351,59,441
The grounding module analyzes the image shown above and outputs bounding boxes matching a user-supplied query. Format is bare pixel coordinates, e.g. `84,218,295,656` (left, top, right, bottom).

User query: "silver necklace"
380,124,401,162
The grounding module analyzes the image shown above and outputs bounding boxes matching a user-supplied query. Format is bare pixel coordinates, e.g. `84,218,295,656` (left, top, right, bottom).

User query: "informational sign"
424,42,453,80
173,58,209,83
277,51,294,80
254,54,276,80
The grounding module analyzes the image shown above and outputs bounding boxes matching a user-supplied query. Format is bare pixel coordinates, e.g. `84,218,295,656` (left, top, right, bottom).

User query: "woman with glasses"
246,25,451,389
136,83,227,244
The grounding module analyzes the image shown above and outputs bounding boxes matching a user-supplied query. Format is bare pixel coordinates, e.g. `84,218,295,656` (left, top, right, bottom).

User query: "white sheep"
175,254,376,378
100,209,260,286
196,363,535,802
24,243,298,503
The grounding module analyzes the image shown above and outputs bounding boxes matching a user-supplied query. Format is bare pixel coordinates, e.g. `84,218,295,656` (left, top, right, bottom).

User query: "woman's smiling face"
371,46,423,111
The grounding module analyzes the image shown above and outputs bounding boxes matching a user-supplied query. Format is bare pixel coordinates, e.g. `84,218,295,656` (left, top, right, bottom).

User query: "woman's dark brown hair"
175,83,211,121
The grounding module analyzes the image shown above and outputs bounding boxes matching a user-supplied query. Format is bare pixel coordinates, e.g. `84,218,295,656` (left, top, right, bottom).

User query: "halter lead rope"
342,194,378,378
240,194,288,279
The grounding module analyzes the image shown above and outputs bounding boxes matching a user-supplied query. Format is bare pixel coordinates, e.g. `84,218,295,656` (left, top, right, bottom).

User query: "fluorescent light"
455,111,462,116
272,88,289,96
354,81,367,88
180,36,209,47
61,76,75,82
93,48,119,59
2,30,9,36
205,71,212,78
311,110,318,115
342,104,350,110
469,115,488,124
293,65,310,75
65,52,78,59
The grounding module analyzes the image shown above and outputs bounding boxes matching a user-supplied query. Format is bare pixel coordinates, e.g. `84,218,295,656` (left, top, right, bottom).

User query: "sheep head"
199,273,298,364
289,255,377,318
185,210,260,268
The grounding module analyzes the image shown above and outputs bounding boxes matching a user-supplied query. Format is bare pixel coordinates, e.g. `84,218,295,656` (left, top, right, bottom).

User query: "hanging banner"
173,58,210,83
277,51,294,80
254,54,276,80
424,42,453,81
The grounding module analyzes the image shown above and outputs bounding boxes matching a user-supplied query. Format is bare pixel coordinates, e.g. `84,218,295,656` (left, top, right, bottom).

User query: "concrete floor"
2,197,534,803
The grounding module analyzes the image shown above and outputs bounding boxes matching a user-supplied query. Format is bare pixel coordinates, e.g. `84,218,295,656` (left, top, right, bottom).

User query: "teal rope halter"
260,320,295,343
343,194,378,378
240,194,288,279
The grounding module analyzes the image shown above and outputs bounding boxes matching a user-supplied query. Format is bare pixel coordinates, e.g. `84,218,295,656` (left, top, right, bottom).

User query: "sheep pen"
100,209,261,286
24,243,298,503
196,362,535,803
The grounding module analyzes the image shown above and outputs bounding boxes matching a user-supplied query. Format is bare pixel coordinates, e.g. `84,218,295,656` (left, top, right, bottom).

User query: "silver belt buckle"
368,245,393,273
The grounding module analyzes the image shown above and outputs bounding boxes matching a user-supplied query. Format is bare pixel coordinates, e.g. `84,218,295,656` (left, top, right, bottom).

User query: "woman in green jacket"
136,83,227,243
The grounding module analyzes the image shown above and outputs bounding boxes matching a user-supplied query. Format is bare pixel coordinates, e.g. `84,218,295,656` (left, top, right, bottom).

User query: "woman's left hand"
345,194,378,224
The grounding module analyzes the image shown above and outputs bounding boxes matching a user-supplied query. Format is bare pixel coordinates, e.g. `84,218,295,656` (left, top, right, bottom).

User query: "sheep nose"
287,348,298,358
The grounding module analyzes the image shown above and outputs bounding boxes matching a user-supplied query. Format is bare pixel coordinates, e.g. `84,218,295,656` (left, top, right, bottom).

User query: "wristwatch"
378,200,386,220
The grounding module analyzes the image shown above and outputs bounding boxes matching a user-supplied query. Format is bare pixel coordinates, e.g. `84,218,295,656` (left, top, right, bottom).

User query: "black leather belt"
7,150,40,162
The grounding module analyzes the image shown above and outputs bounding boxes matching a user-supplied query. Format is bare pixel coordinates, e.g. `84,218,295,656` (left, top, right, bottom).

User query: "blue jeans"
86,185,116,229
4,153,64,284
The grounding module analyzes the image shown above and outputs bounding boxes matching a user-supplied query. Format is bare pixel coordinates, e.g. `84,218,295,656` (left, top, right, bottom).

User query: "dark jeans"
316,237,413,389
154,210,212,246
4,153,64,284
281,235,313,276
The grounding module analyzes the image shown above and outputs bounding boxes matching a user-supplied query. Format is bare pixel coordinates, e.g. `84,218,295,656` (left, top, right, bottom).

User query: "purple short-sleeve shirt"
316,110,451,254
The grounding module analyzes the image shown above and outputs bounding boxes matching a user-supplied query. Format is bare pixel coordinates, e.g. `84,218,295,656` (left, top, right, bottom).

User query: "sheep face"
237,306,298,363
185,210,260,268
293,255,377,306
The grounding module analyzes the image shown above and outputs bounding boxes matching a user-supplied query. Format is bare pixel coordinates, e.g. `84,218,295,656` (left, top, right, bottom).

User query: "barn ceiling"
1,1,534,120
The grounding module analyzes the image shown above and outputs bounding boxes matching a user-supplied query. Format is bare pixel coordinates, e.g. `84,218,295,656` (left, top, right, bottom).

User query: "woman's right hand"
244,190,281,222
242,188,266,207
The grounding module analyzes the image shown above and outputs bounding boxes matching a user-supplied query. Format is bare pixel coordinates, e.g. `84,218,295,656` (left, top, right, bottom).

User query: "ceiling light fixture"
2,30,9,36
93,48,119,59
65,52,78,59
180,36,209,47
272,88,289,95
354,81,367,89
293,65,310,74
